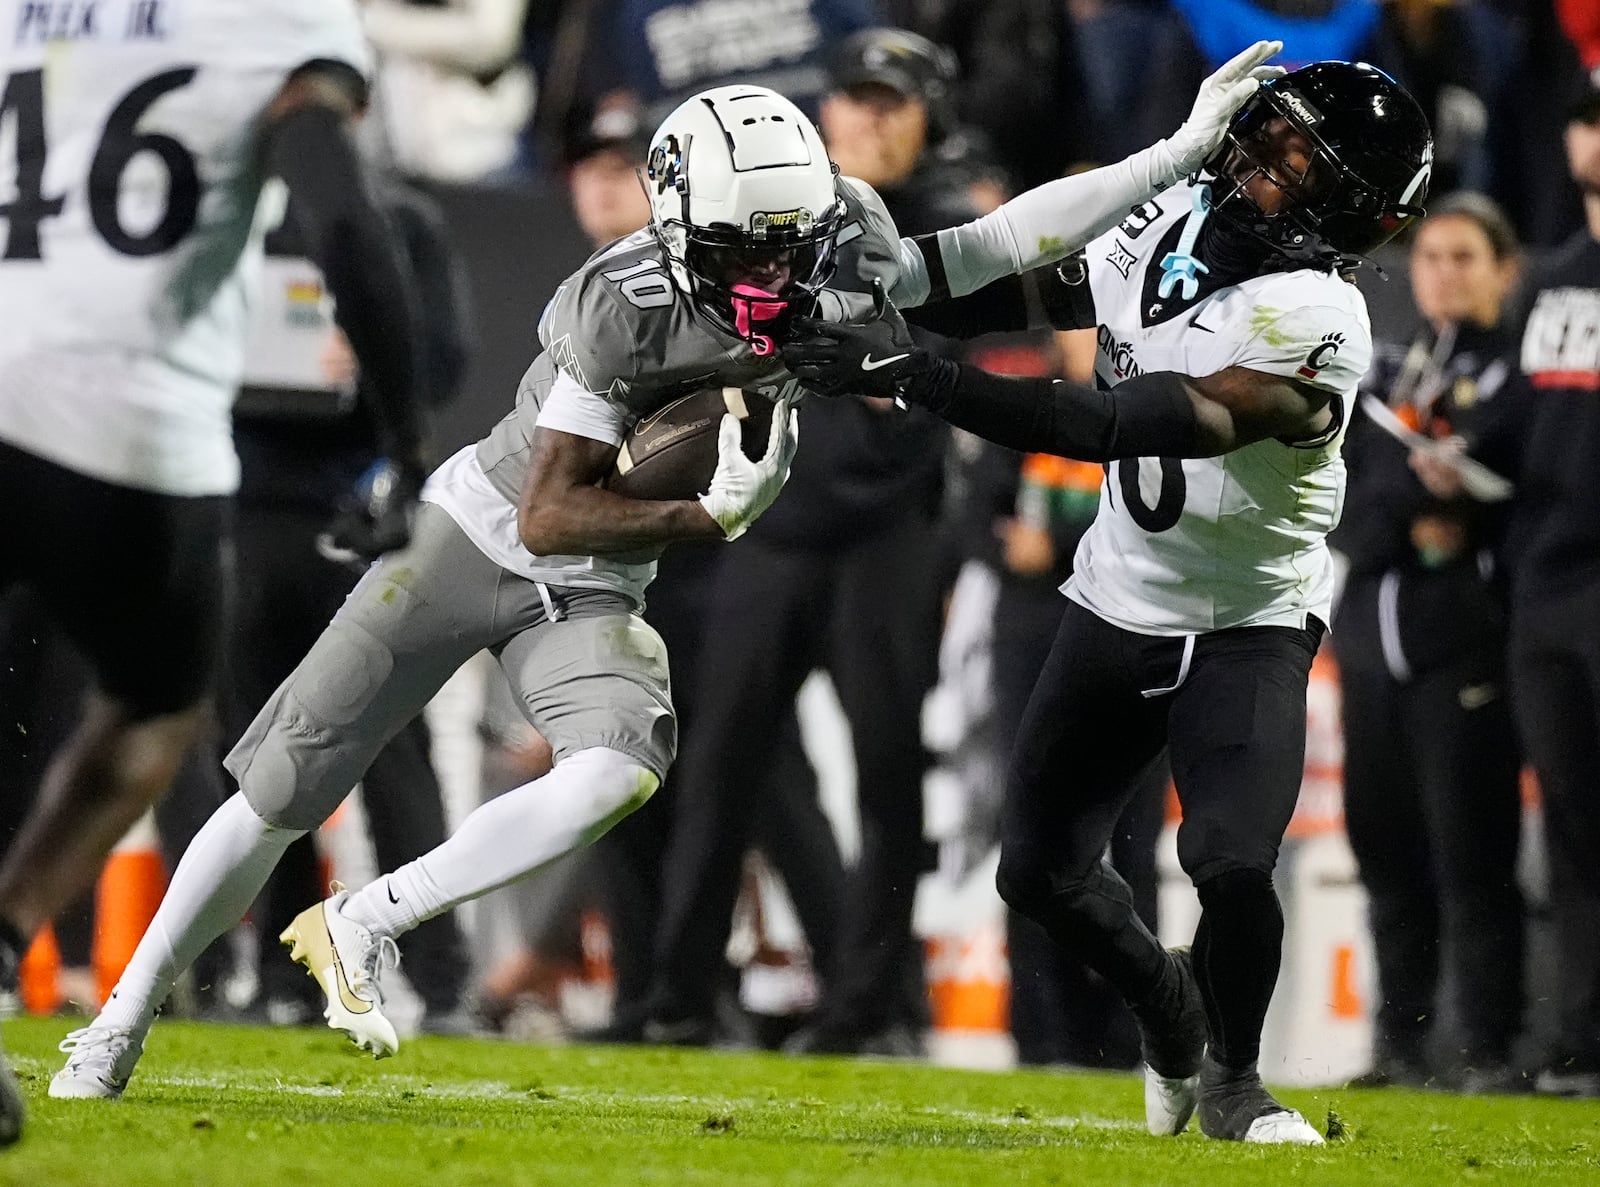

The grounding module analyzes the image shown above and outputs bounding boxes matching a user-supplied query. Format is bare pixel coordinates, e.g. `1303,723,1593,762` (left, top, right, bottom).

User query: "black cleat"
1133,947,1208,1135
1198,1055,1323,1144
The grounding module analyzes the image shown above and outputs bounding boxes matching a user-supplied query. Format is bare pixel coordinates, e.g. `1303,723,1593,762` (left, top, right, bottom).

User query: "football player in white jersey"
787,62,1432,1145
51,46,1285,1100
0,0,433,1140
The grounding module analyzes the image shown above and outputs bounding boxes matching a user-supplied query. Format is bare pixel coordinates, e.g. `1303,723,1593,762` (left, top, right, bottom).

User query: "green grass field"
0,1015,1596,1186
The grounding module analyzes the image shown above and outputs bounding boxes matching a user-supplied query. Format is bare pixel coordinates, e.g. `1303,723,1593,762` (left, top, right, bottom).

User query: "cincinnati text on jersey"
1097,324,1145,381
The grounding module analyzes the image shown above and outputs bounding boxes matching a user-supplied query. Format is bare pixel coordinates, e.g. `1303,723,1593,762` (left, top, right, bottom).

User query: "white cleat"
280,882,400,1059
50,1025,144,1100
1144,1063,1201,1135
1243,1109,1326,1145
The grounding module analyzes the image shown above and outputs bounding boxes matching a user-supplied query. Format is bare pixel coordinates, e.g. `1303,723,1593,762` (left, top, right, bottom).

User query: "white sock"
343,747,656,938
98,792,304,1033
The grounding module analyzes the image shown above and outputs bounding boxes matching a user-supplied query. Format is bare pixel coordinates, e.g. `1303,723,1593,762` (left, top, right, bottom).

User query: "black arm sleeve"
262,102,425,462
903,246,1099,340
905,272,1031,337
917,361,1200,462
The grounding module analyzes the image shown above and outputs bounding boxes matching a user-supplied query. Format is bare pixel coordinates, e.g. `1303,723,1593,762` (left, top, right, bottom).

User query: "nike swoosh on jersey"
862,353,910,371
1188,311,1216,333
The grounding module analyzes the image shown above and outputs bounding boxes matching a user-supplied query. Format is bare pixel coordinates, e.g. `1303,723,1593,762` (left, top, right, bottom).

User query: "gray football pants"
225,503,677,832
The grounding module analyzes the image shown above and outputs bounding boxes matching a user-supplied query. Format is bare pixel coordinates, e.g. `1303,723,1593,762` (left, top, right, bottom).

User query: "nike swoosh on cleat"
322,918,373,1015
861,353,910,371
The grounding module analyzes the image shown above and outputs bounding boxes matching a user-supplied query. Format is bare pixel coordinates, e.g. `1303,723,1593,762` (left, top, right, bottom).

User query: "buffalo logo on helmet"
647,135,686,198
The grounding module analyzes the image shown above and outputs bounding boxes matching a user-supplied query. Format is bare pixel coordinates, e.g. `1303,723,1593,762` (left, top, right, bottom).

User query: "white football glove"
698,397,799,540
1163,40,1287,179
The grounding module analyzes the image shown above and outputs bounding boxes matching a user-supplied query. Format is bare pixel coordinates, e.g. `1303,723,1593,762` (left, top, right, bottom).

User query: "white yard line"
20,1056,1138,1132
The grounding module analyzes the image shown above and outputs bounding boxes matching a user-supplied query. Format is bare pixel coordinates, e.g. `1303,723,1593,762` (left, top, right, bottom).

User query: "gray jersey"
422,177,906,603
476,176,903,501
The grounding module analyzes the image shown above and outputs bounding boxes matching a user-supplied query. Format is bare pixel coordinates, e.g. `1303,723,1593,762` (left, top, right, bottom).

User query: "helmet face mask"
1200,62,1433,267
645,87,846,354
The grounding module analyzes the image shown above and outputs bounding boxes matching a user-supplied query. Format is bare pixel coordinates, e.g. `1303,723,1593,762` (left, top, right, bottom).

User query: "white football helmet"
645,85,846,355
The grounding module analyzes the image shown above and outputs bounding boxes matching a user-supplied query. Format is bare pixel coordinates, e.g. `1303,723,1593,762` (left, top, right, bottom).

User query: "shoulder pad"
538,232,676,403
831,177,904,296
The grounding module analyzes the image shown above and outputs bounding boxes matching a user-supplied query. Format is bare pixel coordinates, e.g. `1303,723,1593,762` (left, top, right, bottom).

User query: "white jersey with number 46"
0,0,369,496
1064,181,1373,636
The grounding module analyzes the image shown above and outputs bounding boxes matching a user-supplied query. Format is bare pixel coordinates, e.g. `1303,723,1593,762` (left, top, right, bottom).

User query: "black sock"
1192,867,1283,1069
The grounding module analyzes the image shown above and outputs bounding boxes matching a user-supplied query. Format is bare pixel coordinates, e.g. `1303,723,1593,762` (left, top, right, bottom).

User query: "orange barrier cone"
92,811,168,1006
19,924,63,1016
925,922,1010,1034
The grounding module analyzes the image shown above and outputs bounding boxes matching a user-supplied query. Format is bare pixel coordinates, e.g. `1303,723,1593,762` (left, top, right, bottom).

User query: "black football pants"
991,585,1166,1068
996,599,1321,1069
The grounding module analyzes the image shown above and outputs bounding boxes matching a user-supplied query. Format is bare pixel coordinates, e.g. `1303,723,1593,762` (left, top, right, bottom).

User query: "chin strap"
731,283,785,357
1158,184,1214,300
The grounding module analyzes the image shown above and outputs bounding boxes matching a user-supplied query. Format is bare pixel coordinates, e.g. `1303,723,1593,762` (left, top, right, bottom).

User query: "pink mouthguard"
731,283,785,357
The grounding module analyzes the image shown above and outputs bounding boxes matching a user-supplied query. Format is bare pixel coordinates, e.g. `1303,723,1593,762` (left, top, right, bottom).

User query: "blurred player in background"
786,61,1432,1144
53,46,1281,1100
0,0,431,1141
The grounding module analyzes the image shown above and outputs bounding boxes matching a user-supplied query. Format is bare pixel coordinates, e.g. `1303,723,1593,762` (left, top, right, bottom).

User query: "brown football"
606,387,777,501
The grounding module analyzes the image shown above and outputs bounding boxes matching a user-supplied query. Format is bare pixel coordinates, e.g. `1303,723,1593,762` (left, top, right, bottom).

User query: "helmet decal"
1399,141,1433,207
647,135,687,200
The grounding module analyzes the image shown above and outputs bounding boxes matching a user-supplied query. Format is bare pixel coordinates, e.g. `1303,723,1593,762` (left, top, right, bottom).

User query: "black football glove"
317,456,427,568
782,305,935,400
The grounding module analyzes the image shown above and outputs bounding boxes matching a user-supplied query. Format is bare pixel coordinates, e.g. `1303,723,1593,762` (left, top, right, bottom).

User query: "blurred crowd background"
6,0,1600,1096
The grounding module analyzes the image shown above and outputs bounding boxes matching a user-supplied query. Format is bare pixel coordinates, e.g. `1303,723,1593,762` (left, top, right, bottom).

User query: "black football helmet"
1204,61,1433,266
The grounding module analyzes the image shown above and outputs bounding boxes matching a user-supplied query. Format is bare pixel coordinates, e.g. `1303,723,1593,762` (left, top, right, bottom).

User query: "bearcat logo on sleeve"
1298,331,1345,379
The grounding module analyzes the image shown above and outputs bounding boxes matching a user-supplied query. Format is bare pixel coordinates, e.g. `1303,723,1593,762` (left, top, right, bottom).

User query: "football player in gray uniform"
53,44,1284,1099
786,62,1432,1144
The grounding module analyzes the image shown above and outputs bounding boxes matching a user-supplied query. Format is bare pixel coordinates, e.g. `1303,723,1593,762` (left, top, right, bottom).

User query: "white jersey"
1065,182,1372,635
0,0,369,496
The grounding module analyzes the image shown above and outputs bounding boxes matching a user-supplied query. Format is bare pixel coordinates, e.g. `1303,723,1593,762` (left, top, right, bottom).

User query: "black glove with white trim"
317,456,426,568
784,308,962,407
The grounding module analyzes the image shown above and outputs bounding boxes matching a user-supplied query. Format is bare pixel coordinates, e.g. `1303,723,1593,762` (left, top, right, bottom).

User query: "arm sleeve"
535,370,628,446
921,141,1189,300
923,364,1201,461
263,96,425,461
903,254,1098,338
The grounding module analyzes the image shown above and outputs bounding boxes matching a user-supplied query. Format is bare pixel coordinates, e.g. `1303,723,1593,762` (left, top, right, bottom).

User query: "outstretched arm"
888,40,1283,309
781,315,1331,461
